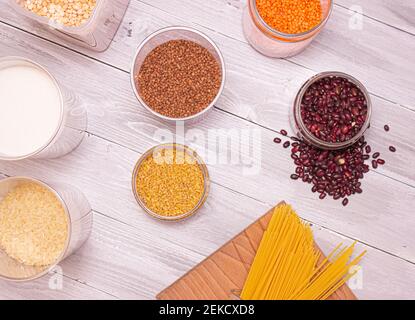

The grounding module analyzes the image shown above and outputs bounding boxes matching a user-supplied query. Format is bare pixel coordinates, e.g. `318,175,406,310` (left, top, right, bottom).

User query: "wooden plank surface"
157,206,357,300
0,1,414,299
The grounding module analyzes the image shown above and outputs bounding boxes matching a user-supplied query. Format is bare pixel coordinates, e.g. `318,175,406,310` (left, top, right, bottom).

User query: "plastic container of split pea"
132,143,210,222
9,0,130,51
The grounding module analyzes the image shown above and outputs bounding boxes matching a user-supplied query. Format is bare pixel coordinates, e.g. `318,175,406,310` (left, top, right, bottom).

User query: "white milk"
0,63,62,158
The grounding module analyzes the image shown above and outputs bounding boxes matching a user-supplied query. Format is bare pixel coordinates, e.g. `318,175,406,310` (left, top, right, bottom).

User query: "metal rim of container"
0,176,72,282
130,26,226,122
293,71,373,150
131,143,210,222
249,0,334,42
0,56,65,161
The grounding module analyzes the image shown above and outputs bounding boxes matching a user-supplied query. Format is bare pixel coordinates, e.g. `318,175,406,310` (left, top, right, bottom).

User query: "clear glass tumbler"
130,26,226,124
242,0,333,58
0,57,87,161
0,176,93,282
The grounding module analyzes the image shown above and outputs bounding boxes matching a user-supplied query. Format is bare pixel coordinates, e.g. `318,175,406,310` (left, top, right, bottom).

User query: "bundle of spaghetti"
240,204,366,300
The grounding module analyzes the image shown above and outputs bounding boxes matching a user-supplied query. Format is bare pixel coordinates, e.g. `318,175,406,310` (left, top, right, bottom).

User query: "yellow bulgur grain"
0,182,68,267
136,148,205,217
20,0,97,27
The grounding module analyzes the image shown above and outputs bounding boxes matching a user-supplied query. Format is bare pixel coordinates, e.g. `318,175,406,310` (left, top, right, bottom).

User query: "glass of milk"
0,57,87,160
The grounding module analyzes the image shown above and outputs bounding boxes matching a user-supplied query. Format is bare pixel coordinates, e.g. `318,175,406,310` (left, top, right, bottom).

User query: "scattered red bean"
281,129,288,136
301,76,368,144
283,141,291,148
287,136,370,203
372,160,378,169
365,145,371,154
384,125,390,132
342,198,349,206
274,137,282,144
377,159,385,165
389,146,396,153
372,152,380,159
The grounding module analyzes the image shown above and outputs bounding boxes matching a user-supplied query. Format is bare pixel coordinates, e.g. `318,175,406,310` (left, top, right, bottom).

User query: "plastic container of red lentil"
242,0,333,58
9,0,130,51
290,71,372,150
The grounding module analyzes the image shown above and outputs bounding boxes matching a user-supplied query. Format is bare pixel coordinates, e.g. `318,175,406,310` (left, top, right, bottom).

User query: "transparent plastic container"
242,0,333,58
131,26,226,124
132,143,210,222
0,176,93,282
0,56,87,160
9,0,130,51
290,71,372,150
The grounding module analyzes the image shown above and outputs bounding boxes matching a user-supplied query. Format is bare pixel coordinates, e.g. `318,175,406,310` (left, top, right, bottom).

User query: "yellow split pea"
135,148,205,217
21,0,97,27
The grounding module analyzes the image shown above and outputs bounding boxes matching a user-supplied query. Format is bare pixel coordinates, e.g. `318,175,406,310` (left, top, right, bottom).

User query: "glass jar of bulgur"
132,144,210,222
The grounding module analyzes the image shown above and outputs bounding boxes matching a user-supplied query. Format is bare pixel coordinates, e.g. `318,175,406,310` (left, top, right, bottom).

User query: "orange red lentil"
135,148,205,217
256,0,322,34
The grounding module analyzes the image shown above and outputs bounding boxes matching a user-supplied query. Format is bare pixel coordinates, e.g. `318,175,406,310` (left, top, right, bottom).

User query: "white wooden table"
0,0,414,300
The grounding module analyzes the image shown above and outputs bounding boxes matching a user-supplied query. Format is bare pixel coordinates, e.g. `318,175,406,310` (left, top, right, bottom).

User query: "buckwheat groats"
136,40,222,119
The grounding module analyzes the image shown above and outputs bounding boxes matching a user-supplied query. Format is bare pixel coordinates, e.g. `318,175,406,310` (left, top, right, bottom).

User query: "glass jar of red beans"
291,72,372,150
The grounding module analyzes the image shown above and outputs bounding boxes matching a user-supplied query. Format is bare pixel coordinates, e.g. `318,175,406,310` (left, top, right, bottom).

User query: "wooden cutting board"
157,204,357,300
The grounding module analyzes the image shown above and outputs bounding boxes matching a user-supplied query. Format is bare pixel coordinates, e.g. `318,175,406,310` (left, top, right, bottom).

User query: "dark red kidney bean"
372,160,378,169
289,137,370,205
280,130,288,136
372,152,380,159
342,198,349,206
300,76,368,143
377,159,385,165
384,125,390,132
319,193,327,200
291,174,299,180
283,141,291,148
274,137,282,144
389,146,396,152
